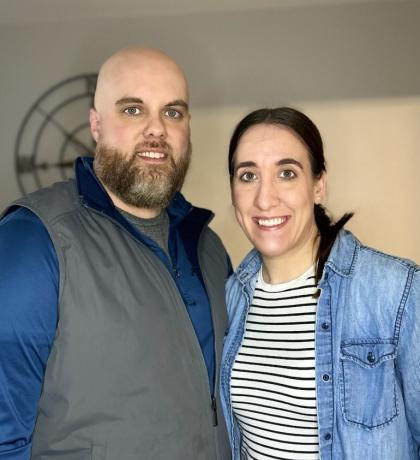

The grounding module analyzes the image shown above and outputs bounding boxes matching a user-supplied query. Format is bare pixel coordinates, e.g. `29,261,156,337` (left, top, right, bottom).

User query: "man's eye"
124,107,141,116
239,171,257,182
279,169,296,180
165,109,182,119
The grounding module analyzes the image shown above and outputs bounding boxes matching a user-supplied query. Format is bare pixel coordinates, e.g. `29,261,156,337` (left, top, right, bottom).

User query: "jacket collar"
234,229,359,287
235,249,262,285
74,156,204,227
323,229,360,278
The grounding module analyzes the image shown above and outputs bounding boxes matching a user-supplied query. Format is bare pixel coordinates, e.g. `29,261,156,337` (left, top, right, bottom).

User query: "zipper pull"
211,395,218,427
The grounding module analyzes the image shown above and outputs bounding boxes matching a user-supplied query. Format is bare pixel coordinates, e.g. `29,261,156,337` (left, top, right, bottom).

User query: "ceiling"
1,0,419,107
0,0,406,24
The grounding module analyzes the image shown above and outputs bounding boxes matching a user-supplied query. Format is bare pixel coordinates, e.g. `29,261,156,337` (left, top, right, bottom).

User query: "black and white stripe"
231,266,319,460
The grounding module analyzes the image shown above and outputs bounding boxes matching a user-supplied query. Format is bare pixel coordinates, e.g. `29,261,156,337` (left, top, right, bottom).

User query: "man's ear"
89,108,100,143
314,172,326,204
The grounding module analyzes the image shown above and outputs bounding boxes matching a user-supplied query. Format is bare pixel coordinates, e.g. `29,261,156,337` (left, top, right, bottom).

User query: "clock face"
15,74,98,194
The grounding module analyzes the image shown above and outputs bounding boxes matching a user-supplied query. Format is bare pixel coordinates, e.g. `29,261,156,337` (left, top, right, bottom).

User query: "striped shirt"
231,265,319,460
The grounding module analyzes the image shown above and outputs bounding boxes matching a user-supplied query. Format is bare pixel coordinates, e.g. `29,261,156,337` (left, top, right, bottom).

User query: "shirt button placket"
316,281,334,459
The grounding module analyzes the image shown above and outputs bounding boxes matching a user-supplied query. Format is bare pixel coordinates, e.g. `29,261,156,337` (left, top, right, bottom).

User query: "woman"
220,107,420,460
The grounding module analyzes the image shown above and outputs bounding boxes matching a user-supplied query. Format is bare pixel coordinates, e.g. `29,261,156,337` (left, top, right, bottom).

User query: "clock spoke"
35,105,92,155
16,156,74,173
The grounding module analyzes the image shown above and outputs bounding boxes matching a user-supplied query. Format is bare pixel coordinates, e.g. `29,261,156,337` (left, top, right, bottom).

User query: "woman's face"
231,123,325,264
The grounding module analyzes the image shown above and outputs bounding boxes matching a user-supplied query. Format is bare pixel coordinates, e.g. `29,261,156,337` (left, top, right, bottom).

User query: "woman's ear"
314,172,326,204
230,184,235,207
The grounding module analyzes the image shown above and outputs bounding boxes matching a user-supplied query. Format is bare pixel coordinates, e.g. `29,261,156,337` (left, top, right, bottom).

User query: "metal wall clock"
14,74,98,194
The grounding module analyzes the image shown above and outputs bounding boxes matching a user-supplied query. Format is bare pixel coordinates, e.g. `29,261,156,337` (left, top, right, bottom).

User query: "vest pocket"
339,341,398,429
35,446,105,460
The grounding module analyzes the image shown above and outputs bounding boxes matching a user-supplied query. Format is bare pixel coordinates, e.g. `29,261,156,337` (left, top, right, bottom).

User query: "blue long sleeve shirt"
0,207,58,458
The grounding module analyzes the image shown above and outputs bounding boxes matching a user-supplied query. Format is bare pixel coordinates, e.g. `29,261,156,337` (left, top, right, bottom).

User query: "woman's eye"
124,107,141,116
279,169,296,180
165,109,181,119
239,171,257,182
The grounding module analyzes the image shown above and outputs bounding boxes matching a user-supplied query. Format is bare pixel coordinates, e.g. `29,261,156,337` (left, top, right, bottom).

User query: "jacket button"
367,352,376,363
322,374,330,382
324,432,332,441
321,322,330,330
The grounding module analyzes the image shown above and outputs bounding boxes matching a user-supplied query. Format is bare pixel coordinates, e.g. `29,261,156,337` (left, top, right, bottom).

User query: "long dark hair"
228,107,353,284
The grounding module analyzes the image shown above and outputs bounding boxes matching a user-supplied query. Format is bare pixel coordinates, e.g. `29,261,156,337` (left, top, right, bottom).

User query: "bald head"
94,47,189,112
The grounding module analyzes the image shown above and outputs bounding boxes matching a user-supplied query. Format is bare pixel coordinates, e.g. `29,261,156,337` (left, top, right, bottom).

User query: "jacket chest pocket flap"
339,341,398,430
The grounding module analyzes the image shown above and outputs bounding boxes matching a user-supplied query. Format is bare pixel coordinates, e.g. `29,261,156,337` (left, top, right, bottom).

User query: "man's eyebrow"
114,98,189,111
115,97,143,106
165,99,189,111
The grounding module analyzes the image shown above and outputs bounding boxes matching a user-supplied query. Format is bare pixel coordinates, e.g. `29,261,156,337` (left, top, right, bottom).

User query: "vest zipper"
211,395,218,427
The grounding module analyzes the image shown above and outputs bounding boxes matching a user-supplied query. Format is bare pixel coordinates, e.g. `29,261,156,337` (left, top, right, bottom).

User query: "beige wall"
184,97,420,267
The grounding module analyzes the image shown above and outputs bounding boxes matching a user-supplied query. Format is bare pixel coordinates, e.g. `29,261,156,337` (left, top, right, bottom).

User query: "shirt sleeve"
397,267,420,455
0,207,58,459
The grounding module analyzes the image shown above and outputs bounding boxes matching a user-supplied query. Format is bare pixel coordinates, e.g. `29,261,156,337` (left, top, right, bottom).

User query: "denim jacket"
220,229,420,459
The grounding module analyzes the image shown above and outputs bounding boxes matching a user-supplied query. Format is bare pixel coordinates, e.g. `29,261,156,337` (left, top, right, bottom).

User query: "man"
0,47,232,459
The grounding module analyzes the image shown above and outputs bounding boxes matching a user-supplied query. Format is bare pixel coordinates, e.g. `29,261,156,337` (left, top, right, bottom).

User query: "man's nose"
254,178,279,211
143,113,167,138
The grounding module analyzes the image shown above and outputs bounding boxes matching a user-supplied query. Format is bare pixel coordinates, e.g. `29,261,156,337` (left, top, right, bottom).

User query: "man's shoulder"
17,179,76,205
10,179,79,222
201,224,229,254
0,206,51,241
188,210,232,274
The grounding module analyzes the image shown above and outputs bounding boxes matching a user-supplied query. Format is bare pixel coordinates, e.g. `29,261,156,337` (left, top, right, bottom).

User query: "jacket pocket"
339,341,398,429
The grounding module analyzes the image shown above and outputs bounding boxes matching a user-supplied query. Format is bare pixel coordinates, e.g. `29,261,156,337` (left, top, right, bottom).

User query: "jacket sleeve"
0,207,58,459
397,267,420,456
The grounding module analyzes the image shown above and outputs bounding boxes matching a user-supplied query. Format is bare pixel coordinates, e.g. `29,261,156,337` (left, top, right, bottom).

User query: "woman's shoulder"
327,230,419,303
358,239,417,271
329,229,418,275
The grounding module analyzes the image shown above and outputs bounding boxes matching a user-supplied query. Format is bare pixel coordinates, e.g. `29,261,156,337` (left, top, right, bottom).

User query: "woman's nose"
254,179,279,211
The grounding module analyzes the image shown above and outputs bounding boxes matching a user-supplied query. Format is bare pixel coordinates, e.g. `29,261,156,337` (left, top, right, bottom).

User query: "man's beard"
93,140,191,210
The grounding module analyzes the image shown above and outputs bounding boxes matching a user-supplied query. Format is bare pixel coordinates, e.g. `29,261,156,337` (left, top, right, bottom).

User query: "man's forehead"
106,77,189,109
95,47,189,109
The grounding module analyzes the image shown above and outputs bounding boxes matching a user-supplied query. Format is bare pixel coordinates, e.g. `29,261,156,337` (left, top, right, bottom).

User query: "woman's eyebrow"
234,158,304,172
235,161,256,171
277,158,304,170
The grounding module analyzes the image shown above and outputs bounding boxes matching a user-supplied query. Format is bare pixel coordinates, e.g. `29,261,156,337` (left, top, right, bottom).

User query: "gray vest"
14,181,231,460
